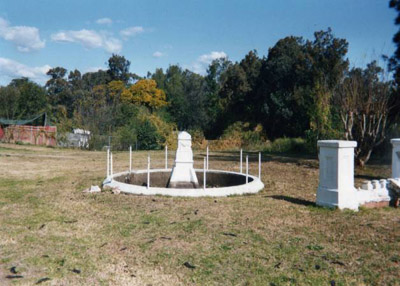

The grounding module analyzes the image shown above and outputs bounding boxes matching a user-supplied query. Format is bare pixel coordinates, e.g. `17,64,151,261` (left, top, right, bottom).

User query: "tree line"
0,28,399,165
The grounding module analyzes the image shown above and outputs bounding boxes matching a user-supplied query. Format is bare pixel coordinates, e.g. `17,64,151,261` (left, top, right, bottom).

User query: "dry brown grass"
0,143,399,285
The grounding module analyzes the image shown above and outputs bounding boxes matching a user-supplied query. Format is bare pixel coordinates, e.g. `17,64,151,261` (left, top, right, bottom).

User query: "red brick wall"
2,125,57,146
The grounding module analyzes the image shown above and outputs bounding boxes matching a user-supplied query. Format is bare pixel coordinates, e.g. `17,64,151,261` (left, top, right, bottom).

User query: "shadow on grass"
266,195,316,207
355,174,383,181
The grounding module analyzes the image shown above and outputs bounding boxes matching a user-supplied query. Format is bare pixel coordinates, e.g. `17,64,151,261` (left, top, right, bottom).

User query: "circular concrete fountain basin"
102,169,264,197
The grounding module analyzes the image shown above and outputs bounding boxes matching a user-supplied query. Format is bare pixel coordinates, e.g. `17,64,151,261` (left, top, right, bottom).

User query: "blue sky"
0,0,397,85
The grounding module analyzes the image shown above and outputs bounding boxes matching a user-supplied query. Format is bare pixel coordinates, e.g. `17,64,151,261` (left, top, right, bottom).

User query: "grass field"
0,143,399,285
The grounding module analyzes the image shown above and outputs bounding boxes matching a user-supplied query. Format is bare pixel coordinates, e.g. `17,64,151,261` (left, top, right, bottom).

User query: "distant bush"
188,129,207,150
304,128,342,155
264,137,307,154
106,108,178,151
219,122,267,150
204,122,309,153
140,112,177,149
88,134,109,150
136,119,162,150
112,124,138,150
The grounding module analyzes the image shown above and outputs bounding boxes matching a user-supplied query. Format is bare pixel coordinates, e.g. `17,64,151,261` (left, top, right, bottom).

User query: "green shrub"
106,109,177,151
112,124,138,150
137,119,162,150
88,134,108,150
305,128,342,154
264,137,307,154
188,129,207,150
221,122,266,149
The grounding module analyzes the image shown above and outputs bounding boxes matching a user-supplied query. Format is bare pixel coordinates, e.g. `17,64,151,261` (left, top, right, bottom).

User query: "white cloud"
0,57,51,84
198,51,227,64
51,29,122,53
120,26,144,39
152,51,163,58
84,66,104,73
96,17,113,25
0,17,45,52
190,51,227,74
103,37,122,53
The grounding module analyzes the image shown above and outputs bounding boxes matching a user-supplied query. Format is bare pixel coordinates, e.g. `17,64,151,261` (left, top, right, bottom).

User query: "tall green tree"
82,70,111,89
182,70,208,129
304,28,349,141
0,85,20,119
204,58,231,137
163,65,187,129
107,54,131,84
152,68,166,90
256,29,348,140
257,36,308,138
9,78,47,119
217,51,262,133
389,0,400,85
219,64,250,125
46,67,75,116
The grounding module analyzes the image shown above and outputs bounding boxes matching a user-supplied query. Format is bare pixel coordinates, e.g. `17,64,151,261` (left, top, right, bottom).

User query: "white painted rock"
90,185,101,192
83,185,101,193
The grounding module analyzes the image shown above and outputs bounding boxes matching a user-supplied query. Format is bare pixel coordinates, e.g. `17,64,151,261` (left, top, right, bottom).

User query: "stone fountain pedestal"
316,140,359,210
168,131,199,188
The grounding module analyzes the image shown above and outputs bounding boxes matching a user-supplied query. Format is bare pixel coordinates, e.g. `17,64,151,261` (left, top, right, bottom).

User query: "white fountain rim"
103,169,264,197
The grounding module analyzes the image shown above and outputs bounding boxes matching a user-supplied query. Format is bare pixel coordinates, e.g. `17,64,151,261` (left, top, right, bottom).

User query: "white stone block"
372,180,380,190
380,179,387,189
90,185,101,192
83,185,101,193
316,140,359,210
361,181,372,191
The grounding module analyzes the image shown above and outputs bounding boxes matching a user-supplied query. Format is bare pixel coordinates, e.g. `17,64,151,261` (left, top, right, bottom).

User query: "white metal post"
240,149,243,173
110,152,113,180
165,145,168,169
107,148,110,177
129,145,132,173
246,155,249,184
258,152,261,179
147,155,150,189
206,146,209,170
203,157,206,190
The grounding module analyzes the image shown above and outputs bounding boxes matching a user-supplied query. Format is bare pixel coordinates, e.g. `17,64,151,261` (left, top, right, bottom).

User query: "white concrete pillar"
316,140,358,210
147,155,150,189
107,148,110,177
246,155,249,184
165,145,168,169
110,152,113,181
391,139,400,178
240,149,243,173
203,157,206,190
129,146,132,173
206,146,209,170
